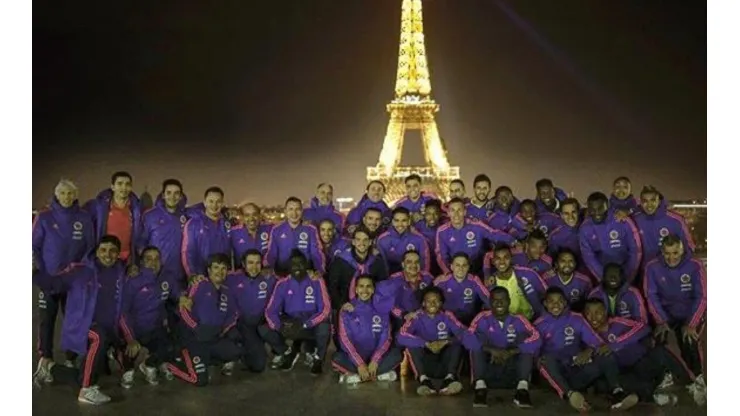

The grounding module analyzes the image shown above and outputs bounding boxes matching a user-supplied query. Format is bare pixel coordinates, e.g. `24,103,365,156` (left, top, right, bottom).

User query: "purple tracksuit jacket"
337,298,393,367
225,271,277,325
397,310,469,348
264,221,325,275
265,275,331,330
181,214,232,277
534,311,605,364
435,220,516,274
140,194,189,279
180,279,239,341
376,227,431,274
434,274,491,323
303,197,345,230
467,311,542,354
346,195,391,228
643,256,706,329
393,192,440,215
588,284,647,323
84,189,144,262
32,198,95,276
578,213,642,282
596,317,651,368
632,199,696,265
374,271,436,319
119,268,175,343
230,223,273,263
543,271,593,308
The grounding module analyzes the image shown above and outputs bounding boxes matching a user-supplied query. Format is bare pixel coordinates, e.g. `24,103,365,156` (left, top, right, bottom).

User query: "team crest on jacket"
564,326,575,336
225,221,231,230
506,324,516,334
192,356,202,365
619,301,628,311
680,274,691,284
465,231,475,241
437,322,446,331
539,225,548,234
299,232,308,241
73,221,83,231
419,282,427,289
659,227,670,237
259,281,268,290
607,333,617,343
220,294,228,302
609,230,619,240
372,315,382,324
463,288,473,297
406,243,416,252
180,215,187,224
520,277,529,286
260,232,269,241
570,288,580,299
161,281,169,291
305,286,314,296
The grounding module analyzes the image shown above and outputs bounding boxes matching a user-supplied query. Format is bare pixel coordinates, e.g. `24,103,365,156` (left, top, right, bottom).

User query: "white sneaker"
344,374,362,385
657,372,674,390
63,360,75,369
78,386,111,405
221,362,235,376
270,355,284,370
338,374,346,384
653,393,678,407
159,363,174,381
304,352,315,367
138,363,159,385
120,370,135,389
33,359,53,387
689,374,707,406
376,371,398,382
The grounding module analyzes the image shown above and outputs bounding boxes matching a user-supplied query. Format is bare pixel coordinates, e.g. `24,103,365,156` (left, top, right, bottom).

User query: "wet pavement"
31,289,707,415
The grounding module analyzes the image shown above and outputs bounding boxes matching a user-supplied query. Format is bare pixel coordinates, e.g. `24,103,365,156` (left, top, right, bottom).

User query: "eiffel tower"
367,0,460,205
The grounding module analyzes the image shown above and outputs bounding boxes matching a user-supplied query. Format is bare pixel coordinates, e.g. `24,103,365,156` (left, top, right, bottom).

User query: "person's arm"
370,321,392,365
337,311,366,367
308,225,326,274
687,259,707,329
608,318,650,352
578,227,603,281
118,280,138,344
397,315,426,348
515,315,543,355
642,264,670,325
264,279,287,331
669,211,696,254
445,311,469,339
626,287,648,324
181,219,200,278
434,228,451,275
32,215,45,272
622,219,643,282
484,223,517,247
263,226,279,269
305,279,331,328
578,315,606,349
521,268,547,317
471,275,491,309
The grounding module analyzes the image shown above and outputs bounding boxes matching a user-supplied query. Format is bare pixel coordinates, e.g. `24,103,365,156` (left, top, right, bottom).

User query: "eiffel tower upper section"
367,0,459,203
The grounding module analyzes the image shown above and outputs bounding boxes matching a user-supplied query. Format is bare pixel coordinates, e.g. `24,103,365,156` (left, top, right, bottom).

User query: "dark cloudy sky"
33,0,706,207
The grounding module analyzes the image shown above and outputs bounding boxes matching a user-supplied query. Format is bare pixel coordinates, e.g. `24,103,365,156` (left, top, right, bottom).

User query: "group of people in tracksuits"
31,171,707,410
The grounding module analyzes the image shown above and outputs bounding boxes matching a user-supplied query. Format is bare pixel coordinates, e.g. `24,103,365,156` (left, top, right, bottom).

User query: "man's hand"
179,295,193,311
484,276,496,289
404,311,419,321
613,209,630,222
682,325,700,345
188,275,207,286
574,349,594,366
308,270,321,281
653,323,671,344
367,361,379,379
595,344,612,356
357,364,371,382
126,264,140,277
341,303,355,313
488,348,509,365
125,341,141,358
426,340,449,354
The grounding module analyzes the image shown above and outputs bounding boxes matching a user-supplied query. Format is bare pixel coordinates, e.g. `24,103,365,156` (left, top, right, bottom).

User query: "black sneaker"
439,377,463,396
279,348,300,371
416,378,437,396
609,389,639,411
310,358,323,376
473,388,488,407
514,389,533,408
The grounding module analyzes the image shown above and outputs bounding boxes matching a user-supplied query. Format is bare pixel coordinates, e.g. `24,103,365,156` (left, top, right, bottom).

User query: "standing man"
579,192,642,283
486,186,520,234
610,176,640,215
534,178,567,214
181,187,232,279
346,181,391,233
509,199,563,240
465,174,493,221
434,253,490,325
376,207,431,275
85,171,144,264
414,199,444,277
435,198,515,276
548,198,585,273
632,186,695,265
542,250,593,312
588,263,647,323
265,196,325,276
140,179,188,282
394,174,439,223
33,179,95,366
483,244,547,320
229,203,273,263
303,183,345,230
511,230,553,273
317,219,350,264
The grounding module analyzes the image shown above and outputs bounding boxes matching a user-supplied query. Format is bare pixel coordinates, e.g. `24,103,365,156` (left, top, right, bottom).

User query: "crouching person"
397,286,468,396
226,249,285,373
167,253,242,387
264,250,332,375
468,287,541,408
332,275,402,384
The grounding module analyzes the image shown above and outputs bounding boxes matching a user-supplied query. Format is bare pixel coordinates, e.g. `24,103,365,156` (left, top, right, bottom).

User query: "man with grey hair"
33,179,95,369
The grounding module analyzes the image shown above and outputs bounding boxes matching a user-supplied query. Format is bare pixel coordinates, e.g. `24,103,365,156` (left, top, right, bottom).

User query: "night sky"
33,0,706,207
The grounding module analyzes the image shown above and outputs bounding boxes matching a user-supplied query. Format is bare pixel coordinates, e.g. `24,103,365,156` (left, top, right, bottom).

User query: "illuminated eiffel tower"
367,0,459,204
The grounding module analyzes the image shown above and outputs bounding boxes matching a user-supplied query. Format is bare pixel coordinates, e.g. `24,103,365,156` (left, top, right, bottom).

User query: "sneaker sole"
440,381,462,396
473,402,488,408
78,397,109,405
417,385,436,396
377,373,398,382
611,393,639,411
514,400,532,409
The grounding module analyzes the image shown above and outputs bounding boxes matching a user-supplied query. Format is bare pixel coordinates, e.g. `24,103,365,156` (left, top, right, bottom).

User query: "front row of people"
32,235,706,410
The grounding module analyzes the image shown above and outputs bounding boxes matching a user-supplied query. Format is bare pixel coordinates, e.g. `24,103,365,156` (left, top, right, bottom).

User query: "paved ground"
31,288,707,415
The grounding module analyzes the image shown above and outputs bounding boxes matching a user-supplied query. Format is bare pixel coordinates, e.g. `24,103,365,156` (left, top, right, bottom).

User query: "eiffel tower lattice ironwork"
366,0,460,204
